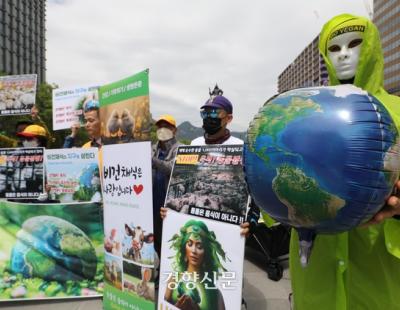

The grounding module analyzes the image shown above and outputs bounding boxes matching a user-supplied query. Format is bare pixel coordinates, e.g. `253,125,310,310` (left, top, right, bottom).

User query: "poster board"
99,70,151,144
165,145,248,225
45,148,100,203
0,74,37,116
102,142,155,310
158,211,245,310
0,147,44,199
0,201,104,301
52,85,99,131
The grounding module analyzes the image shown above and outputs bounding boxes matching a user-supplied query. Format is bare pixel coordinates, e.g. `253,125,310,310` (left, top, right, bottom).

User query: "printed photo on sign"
105,253,123,290
158,211,245,310
52,85,98,131
123,262,155,303
0,74,37,116
104,202,155,267
99,70,151,145
0,201,104,301
0,148,44,199
45,148,100,203
165,145,248,225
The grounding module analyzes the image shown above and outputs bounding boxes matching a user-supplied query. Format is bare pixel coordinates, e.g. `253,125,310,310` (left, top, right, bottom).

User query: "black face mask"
203,117,222,135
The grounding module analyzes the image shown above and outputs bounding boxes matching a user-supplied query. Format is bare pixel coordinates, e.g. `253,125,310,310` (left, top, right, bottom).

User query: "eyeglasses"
83,100,99,112
200,109,224,119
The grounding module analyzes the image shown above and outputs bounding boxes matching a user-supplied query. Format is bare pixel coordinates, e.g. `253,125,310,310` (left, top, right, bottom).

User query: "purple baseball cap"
201,95,233,114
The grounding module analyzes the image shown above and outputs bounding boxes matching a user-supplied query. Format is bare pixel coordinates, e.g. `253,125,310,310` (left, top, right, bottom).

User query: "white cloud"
46,0,369,131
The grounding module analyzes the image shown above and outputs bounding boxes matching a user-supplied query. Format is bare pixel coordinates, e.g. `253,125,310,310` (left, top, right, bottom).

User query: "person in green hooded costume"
290,14,400,310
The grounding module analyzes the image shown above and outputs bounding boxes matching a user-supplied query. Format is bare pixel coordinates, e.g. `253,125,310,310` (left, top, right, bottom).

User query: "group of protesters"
0,13,400,310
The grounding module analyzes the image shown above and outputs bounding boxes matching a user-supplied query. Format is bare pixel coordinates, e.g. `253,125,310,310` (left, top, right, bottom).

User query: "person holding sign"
289,14,400,310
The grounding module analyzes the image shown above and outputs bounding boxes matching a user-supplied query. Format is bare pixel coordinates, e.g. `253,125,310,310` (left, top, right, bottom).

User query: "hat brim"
17,132,37,138
155,119,176,127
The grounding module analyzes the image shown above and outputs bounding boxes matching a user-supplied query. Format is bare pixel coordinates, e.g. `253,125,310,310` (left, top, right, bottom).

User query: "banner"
158,211,245,310
99,70,152,144
45,148,100,203
102,142,155,310
52,85,99,131
0,74,37,116
165,145,248,225
0,201,104,301
0,148,44,199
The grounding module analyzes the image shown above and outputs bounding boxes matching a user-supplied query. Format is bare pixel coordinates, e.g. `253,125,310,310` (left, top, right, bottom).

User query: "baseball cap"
155,114,177,127
201,95,233,114
17,125,47,138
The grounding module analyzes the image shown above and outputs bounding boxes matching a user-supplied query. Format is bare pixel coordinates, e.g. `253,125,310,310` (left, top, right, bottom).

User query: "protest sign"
0,201,104,301
158,211,245,310
0,74,37,116
99,70,151,144
0,148,44,199
52,85,99,131
165,144,248,225
45,148,100,203
102,142,155,310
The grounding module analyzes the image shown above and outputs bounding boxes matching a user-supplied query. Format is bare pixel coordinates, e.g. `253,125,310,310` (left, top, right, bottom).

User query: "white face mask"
156,127,174,141
327,31,363,81
22,139,39,148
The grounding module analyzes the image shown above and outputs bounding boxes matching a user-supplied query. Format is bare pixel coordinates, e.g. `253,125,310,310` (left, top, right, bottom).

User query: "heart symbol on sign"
133,184,143,195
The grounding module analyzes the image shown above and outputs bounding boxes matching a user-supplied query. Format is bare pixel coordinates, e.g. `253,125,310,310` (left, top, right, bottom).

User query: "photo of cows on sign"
121,223,155,266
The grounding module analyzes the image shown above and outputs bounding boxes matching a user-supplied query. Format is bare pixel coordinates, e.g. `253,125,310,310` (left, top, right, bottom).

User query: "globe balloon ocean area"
244,85,400,235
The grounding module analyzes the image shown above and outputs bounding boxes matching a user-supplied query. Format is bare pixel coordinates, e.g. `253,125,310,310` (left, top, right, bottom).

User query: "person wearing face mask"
191,90,243,146
17,124,48,148
152,114,180,256
289,14,400,310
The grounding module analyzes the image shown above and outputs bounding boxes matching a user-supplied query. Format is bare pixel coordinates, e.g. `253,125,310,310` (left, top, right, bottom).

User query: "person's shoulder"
190,136,206,146
223,136,244,145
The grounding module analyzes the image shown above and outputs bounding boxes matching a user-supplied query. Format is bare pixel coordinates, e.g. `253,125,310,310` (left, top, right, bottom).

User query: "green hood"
319,13,400,129
319,14,383,94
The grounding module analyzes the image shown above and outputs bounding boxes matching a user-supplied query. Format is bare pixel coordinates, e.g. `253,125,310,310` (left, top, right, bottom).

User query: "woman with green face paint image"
164,220,227,310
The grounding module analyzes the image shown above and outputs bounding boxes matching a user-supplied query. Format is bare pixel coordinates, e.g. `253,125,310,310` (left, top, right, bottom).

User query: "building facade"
277,36,328,93
374,0,400,95
0,0,46,83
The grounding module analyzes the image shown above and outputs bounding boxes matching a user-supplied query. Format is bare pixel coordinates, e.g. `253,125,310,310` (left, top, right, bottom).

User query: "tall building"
277,36,328,93
0,0,46,83
373,0,400,95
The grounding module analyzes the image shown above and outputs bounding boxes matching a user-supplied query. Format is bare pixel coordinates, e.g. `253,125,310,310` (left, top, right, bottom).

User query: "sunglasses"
200,109,224,119
83,100,99,112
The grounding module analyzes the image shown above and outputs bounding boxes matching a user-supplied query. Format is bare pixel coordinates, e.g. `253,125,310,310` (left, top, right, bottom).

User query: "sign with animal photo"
158,211,245,310
0,74,37,116
0,148,44,199
0,200,104,301
165,145,248,225
52,85,99,130
102,142,155,310
45,148,100,203
99,69,151,145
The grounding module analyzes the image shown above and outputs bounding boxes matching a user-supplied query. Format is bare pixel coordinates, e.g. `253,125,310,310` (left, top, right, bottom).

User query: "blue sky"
46,0,370,131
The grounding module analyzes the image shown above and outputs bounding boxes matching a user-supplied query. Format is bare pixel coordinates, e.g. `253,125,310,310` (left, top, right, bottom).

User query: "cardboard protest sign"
52,85,99,131
45,148,100,203
158,211,245,310
102,142,155,310
0,148,44,199
0,74,37,116
0,201,104,301
165,145,248,225
99,70,151,145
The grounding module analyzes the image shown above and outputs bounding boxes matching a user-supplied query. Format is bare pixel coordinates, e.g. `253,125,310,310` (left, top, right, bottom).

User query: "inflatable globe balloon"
10,216,97,281
244,85,400,253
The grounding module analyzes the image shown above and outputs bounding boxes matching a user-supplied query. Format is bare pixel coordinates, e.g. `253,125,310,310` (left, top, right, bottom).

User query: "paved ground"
0,256,292,310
